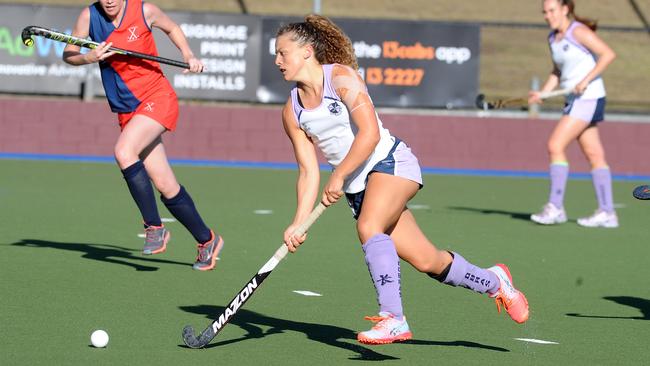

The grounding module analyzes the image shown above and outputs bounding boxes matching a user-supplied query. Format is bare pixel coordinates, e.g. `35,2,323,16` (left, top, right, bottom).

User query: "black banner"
260,17,480,108
155,12,261,101
0,5,261,102
0,5,92,96
0,5,479,109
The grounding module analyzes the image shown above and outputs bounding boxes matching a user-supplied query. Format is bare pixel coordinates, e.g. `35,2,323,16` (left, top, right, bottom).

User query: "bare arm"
323,64,380,204
572,25,616,94
542,65,561,92
62,8,116,65
281,98,321,252
529,63,561,104
144,3,203,73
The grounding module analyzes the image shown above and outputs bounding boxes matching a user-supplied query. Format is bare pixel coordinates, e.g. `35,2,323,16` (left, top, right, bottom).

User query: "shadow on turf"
446,206,581,224
446,206,531,221
566,296,650,320
11,239,189,271
179,305,509,359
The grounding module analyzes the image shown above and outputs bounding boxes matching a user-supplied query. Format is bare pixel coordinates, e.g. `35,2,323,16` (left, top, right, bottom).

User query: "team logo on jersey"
144,102,155,112
127,27,140,42
328,101,342,116
562,44,569,52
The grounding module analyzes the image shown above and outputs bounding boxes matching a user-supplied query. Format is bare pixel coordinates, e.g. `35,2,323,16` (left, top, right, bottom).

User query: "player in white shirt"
530,0,618,228
276,15,529,345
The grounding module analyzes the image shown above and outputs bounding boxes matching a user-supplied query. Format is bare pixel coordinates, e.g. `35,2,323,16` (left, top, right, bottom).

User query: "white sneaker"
357,312,413,344
531,203,567,225
577,209,619,228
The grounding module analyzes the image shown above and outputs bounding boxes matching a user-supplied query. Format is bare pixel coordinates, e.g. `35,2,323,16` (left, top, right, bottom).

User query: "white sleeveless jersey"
549,21,606,99
290,64,395,194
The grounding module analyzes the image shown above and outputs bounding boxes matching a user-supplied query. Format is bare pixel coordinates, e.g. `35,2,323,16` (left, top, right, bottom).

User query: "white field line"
514,338,559,345
254,209,274,215
407,204,430,210
293,290,322,297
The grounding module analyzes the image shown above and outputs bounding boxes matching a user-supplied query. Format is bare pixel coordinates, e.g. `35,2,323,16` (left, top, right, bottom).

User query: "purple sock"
592,167,614,213
441,252,499,294
362,234,403,319
548,163,569,209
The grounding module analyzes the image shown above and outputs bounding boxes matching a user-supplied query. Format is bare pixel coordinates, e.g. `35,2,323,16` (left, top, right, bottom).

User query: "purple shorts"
345,139,423,219
563,97,606,124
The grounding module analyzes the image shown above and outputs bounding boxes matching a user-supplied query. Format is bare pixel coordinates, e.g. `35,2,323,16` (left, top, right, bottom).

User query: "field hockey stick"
21,25,190,69
475,88,572,110
632,185,650,200
182,202,328,349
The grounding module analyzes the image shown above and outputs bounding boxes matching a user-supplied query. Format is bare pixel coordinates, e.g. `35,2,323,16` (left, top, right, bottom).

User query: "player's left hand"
184,56,204,74
322,173,344,207
574,80,589,95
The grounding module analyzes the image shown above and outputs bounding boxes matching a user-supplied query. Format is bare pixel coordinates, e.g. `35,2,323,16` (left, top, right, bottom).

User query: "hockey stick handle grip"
274,202,328,260
110,47,190,69
293,202,327,237
539,88,572,99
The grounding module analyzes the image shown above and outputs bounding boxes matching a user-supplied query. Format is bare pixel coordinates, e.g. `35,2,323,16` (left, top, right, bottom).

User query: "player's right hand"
528,91,542,105
84,42,116,63
283,224,307,253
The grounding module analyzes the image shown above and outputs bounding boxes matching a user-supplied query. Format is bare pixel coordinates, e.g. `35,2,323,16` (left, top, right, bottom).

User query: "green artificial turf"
1,159,649,365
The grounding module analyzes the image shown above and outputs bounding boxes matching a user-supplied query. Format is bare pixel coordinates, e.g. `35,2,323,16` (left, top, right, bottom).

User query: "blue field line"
422,167,650,181
1,152,649,181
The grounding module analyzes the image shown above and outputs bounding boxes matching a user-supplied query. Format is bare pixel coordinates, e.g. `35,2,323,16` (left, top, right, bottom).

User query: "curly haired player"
276,14,529,345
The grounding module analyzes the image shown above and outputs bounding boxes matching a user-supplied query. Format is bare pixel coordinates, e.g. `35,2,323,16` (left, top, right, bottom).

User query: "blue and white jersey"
549,21,606,100
290,64,395,194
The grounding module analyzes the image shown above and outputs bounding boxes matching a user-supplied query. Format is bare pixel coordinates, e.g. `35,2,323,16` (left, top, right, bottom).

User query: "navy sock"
121,160,161,227
428,251,453,282
162,185,212,243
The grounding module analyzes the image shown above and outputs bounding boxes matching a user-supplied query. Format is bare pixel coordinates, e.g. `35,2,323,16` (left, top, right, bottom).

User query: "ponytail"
276,14,359,69
562,0,598,31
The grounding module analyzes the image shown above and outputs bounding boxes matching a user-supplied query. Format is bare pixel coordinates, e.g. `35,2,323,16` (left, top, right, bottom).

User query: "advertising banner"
0,5,261,102
0,5,479,109
260,17,480,108
155,11,261,101
0,5,93,96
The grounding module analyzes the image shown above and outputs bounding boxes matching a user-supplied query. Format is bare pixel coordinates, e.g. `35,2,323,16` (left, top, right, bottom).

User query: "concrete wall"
1,97,649,176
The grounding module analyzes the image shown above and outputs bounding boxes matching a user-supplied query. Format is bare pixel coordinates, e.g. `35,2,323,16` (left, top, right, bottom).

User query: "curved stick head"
633,185,650,200
21,26,36,47
182,325,201,348
182,325,214,349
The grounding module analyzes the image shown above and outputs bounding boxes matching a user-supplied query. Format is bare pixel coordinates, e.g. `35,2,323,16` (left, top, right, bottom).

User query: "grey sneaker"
193,231,224,271
142,225,170,255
